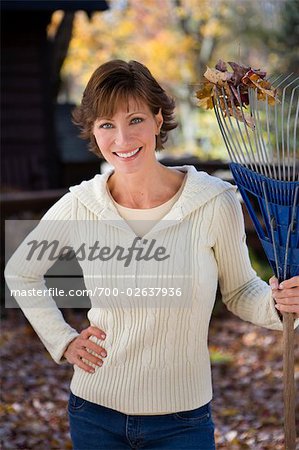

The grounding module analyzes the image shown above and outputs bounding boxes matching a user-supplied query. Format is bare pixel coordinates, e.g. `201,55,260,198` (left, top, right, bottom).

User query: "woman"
5,59,299,450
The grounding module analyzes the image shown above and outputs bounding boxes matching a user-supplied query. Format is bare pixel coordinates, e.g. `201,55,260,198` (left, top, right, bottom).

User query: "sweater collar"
69,164,234,235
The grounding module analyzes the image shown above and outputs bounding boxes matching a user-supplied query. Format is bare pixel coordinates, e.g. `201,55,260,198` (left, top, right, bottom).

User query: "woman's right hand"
64,326,107,373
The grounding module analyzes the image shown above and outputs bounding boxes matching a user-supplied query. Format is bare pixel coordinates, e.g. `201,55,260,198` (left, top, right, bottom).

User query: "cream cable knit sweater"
5,165,291,415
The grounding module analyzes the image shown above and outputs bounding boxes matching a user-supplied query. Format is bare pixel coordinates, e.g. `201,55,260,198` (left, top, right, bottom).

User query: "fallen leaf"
195,59,278,128
204,66,233,86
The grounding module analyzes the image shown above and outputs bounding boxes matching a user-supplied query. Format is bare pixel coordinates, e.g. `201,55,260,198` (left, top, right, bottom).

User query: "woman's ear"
155,108,163,134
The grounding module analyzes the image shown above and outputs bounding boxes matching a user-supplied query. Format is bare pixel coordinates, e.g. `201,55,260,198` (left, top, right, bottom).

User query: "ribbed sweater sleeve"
4,193,80,364
212,189,296,331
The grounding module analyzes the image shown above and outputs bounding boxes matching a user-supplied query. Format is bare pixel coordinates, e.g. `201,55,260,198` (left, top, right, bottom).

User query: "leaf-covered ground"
1,309,298,450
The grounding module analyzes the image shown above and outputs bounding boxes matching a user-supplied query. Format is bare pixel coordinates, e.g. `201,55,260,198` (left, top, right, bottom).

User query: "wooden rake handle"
282,311,297,450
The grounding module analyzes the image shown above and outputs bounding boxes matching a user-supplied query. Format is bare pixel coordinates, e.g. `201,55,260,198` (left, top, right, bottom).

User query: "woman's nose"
114,126,132,147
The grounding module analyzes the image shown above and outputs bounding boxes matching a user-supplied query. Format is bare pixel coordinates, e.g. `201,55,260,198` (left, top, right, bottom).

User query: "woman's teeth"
115,148,141,158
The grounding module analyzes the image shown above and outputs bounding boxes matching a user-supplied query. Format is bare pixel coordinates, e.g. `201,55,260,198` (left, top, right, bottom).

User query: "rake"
197,67,298,449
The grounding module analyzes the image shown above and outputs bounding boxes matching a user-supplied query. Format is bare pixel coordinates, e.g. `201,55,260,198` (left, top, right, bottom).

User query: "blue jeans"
68,391,216,450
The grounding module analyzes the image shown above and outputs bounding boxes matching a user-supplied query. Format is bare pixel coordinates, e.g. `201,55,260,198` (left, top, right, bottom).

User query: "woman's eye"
131,117,143,124
99,123,113,129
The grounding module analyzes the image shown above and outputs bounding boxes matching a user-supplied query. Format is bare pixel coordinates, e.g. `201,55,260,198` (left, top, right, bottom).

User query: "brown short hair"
72,59,178,157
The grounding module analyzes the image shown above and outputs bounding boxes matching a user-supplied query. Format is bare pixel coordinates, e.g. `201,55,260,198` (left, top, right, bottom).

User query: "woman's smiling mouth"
114,147,143,159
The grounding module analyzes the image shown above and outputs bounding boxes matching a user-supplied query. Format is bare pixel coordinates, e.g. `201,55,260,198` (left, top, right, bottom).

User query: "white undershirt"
106,173,187,237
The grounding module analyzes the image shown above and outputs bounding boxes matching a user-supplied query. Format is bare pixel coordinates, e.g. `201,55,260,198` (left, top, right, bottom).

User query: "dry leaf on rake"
195,59,277,126
204,67,232,86
215,59,227,72
228,61,251,85
195,82,214,109
242,71,277,104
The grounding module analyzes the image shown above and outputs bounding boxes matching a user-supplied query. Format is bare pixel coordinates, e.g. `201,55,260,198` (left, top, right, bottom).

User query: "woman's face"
93,97,163,174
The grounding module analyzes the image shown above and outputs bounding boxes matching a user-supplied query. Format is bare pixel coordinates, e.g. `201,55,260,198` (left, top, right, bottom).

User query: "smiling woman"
72,59,177,157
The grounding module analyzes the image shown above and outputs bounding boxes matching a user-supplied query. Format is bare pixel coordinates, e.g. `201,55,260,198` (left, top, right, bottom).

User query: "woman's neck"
107,163,185,209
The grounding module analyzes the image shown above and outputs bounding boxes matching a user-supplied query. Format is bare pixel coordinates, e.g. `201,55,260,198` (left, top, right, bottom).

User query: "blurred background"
1,1,298,449
2,0,298,194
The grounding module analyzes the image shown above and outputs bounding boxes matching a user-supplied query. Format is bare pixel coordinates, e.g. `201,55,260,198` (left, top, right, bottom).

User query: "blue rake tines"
230,162,299,281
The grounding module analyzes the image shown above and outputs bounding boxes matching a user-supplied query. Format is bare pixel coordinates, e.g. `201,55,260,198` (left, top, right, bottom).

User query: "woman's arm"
212,189,299,330
4,192,80,364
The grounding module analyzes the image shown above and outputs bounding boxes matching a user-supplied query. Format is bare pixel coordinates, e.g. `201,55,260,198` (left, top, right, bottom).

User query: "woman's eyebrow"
127,111,147,116
96,111,147,121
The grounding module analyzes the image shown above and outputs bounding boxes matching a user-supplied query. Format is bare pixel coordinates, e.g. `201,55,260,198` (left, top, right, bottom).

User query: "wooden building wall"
1,10,58,191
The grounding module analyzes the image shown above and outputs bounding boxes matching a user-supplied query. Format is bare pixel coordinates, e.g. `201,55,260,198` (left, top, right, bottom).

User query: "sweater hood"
69,164,235,233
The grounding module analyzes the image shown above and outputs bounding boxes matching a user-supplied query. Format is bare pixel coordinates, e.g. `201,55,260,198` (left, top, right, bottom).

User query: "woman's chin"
115,166,144,175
